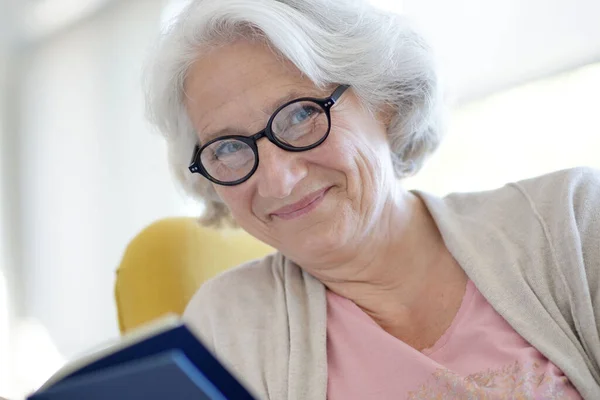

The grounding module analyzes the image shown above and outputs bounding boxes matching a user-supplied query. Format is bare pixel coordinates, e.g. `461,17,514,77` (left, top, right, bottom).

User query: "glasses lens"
200,138,256,183
271,100,329,148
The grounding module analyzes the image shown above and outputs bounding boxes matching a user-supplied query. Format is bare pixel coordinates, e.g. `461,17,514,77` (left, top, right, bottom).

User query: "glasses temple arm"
330,85,350,103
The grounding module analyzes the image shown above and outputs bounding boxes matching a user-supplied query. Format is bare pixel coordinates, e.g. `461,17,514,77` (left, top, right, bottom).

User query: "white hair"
144,0,444,227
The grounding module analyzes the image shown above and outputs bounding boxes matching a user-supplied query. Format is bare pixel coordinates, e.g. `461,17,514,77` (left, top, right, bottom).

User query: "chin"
285,212,352,257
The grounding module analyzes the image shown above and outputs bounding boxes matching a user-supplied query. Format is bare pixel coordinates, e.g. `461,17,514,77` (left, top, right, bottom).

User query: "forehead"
183,40,323,141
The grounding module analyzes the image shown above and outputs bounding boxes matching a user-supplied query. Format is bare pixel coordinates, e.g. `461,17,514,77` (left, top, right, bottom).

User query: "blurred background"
0,0,599,398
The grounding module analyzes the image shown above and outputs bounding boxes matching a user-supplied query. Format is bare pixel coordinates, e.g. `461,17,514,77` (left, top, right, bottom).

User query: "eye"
290,105,319,125
214,140,246,158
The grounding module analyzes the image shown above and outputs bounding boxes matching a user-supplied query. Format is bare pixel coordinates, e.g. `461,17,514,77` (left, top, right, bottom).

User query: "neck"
302,188,466,346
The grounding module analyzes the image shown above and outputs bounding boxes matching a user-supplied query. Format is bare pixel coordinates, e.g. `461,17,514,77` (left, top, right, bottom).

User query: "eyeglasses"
188,85,350,186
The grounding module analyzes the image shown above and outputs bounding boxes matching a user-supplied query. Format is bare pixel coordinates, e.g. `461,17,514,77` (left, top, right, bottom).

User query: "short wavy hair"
144,0,444,227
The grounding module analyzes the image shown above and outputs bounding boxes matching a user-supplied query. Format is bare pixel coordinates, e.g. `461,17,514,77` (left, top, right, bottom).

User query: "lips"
270,186,332,218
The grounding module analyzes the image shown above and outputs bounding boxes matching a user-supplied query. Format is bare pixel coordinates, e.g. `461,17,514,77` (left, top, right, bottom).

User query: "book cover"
27,317,256,400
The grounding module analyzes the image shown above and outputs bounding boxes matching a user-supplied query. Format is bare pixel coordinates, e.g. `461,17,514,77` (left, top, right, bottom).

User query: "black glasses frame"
188,84,350,186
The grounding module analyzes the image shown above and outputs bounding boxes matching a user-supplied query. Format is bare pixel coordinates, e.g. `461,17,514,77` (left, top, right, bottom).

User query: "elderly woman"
144,0,600,398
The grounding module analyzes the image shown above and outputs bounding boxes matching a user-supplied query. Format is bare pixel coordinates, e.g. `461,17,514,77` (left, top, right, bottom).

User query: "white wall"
0,54,10,397
15,0,194,363
406,62,600,194
0,0,20,395
404,0,600,103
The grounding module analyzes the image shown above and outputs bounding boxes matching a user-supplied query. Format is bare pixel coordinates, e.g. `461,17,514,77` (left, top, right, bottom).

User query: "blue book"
28,316,257,400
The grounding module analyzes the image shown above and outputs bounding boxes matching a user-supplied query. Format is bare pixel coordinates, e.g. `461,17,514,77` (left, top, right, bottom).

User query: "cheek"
215,187,252,220
319,124,388,175
318,140,357,169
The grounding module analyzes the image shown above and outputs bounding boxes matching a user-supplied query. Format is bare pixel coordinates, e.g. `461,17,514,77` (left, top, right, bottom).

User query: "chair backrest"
114,217,273,334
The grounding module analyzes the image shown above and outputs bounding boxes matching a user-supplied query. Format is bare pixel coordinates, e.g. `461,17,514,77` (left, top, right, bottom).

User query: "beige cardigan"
183,167,600,399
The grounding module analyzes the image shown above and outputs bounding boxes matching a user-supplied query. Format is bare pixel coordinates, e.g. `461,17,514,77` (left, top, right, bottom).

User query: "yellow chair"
114,217,273,334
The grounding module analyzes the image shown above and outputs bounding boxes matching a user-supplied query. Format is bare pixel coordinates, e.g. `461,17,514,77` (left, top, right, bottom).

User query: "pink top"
326,280,582,399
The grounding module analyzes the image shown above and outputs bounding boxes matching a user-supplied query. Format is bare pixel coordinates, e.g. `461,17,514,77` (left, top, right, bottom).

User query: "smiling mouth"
270,186,333,220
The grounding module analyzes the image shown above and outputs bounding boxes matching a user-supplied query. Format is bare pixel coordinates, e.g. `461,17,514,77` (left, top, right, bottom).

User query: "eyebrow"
201,88,319,143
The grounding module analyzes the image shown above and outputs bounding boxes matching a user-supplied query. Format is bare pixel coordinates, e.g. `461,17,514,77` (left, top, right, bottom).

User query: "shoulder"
450,166,600,274
511,166,600,259
182,252,327,399
182,252,316,399
189,251,286,302
511,166,600,206
509,167,600,232
433,167,600,219
420,167,599,266
182,252,299,348
184,251,286,319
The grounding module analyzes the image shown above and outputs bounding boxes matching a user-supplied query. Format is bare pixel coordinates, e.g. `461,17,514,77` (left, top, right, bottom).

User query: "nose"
255,142,307,199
